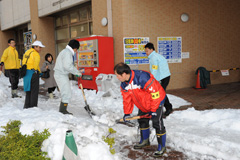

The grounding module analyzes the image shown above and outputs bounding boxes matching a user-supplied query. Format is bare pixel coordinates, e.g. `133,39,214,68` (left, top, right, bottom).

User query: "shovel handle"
118,114,151,122
79,83,87,102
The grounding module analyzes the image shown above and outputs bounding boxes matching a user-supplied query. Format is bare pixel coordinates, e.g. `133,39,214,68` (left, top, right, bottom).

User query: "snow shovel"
115,114,152,127
79,83,96,117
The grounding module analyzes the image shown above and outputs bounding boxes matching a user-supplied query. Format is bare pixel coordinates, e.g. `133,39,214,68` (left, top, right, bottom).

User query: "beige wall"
93,0,240,89
38,0,89,17
92,0,108,36
1,0,239,89
30,0,56,64
0,30,14,56
92,0,124,68
0,0,30,30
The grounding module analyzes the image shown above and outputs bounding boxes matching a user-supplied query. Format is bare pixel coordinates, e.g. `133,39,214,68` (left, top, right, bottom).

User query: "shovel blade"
84,105,96,116
115,120,136,127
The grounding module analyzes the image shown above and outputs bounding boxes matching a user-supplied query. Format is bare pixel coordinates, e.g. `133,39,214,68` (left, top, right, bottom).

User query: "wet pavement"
168,82,240,111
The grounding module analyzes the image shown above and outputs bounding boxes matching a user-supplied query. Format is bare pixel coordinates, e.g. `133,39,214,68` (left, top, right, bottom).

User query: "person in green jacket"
0,39,21,98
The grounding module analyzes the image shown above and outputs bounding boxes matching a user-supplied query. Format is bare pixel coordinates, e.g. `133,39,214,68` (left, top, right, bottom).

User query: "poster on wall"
123,37,149,65
23,31,32,52
157,37,182,63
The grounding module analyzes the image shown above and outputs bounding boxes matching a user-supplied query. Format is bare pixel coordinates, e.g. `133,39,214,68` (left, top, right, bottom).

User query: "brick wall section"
92,0,124,66
29,0,56,64
92,0,108,36
0,30,14,55
93,0,240,89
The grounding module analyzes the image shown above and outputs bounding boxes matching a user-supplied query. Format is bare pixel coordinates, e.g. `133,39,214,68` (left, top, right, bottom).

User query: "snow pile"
0,74,239,160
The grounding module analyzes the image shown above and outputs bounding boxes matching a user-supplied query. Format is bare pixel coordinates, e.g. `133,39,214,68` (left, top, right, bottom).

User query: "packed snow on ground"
0,75,240,160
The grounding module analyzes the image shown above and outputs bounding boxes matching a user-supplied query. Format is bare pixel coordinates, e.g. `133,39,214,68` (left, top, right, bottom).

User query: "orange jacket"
120,70,166,114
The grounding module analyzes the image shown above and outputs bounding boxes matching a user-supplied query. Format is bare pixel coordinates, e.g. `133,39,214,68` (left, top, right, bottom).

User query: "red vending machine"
77,36,114,90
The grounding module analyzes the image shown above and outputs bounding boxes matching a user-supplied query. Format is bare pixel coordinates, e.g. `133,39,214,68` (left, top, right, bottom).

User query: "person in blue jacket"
145,42,173,117
54,39,82,114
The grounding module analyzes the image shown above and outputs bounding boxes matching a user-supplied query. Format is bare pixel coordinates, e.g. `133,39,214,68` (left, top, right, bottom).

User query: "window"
56,28,69,40
70,12,79,23
89,22,93,35
80,8,87,21
56,17,61,27
62,15,68,26
57,42,68,54
89,7,92,19
14,25,28,59
54,3,92,54
70,23,88,38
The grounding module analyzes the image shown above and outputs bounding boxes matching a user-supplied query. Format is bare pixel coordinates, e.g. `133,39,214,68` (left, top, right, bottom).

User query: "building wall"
1,0,240,89
92,0,124,70
0,30,14,56
0,0,30,30
92,0,108,36
93,0,240,89
38,0,90,17
30,0,56,64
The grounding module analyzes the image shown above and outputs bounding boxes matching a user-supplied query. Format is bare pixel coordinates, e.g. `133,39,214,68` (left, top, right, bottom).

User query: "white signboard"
182,52,190,59
221,70,229,76
123,37,149,65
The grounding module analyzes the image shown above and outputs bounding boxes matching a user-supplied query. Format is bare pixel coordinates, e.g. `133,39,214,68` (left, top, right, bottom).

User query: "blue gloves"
149,111,157,119
0,62,4,66
123,114,131,122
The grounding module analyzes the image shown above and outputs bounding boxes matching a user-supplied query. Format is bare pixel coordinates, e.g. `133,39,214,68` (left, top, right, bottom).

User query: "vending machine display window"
78,40,98,67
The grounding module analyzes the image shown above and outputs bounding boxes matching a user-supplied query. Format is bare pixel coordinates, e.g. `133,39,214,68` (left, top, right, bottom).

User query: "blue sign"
157,37,182,63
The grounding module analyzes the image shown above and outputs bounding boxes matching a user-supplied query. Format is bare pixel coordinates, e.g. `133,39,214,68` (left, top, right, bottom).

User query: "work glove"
148,111,157,119
123,114,131,122
0,62,4,66
76,72,82,78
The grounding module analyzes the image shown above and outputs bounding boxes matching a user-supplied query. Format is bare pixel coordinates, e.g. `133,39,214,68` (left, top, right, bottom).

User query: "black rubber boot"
59,102,73,115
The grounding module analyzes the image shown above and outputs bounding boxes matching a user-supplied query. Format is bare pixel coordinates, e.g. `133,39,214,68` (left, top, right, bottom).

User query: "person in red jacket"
114,62,167,157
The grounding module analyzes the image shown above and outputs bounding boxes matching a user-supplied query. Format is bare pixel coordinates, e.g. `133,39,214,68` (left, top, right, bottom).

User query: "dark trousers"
48,87,56,94
138,106,166,135
24,73,39,108
7,69,19,90
160,76,172,111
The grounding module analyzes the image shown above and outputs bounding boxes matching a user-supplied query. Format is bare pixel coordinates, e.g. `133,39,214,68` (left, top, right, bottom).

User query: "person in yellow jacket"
22,40,45,109
0,39,21,98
